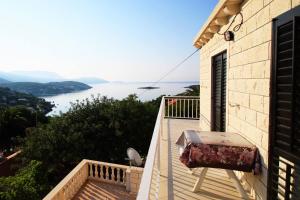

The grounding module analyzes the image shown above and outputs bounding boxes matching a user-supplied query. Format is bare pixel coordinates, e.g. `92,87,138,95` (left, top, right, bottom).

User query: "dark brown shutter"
212,51,227,132
268,6,300,200
293,16,300,157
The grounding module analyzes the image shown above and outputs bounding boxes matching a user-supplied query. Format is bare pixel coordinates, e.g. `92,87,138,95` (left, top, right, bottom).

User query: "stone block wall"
126,167,144,194
198,0,300,199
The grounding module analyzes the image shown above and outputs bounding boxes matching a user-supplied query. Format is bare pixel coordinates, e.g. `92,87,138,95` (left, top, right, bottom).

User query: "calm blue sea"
44,82,197,115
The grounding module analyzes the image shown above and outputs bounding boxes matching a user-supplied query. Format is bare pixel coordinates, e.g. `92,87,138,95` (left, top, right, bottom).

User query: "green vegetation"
177,84,199,96
0,85,198,199
0,81,91,97
0,88,54,149
0,87,53,147
0,106,36,149
20,95,159,188
0,87,53,112
0,160,48,200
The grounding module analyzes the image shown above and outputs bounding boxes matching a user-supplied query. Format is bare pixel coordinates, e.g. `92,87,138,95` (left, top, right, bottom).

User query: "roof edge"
193,0,244,49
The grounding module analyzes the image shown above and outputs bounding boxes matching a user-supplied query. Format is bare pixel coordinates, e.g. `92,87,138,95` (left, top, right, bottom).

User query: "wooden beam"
200,38,209,43
193,0,243,47
217,9,226,17
223,4,241,15
227,0,243,5
207,25,221,33
214,17,229,25
194,41,202,48
203,32,214,39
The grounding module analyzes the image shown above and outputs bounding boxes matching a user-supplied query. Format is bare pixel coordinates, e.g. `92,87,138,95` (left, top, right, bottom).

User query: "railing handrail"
43,159,133,200
164,96,200,99
44,96,200,200
43,159,88,200
137,96,200,199
136,96,164,200
164,96,200,120
86,159,128,170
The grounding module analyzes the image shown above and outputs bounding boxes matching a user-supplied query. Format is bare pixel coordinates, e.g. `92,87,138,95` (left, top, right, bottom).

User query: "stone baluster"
107,166,111,181
123,169,126,184
94,164,98,179
44,160,139,200
89,163,93,178
111,167,115,182
117,168,121,183
100,164,104,180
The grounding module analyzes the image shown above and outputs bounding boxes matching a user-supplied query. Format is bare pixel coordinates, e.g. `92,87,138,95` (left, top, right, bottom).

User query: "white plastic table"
176,130,260,200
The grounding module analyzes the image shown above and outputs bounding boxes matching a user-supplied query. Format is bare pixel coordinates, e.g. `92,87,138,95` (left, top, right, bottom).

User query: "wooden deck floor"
73,180,136,200
72,118,252,200
157,118,252,200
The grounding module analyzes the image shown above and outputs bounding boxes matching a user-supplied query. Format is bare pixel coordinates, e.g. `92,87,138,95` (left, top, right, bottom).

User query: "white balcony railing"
137,96,200,200
136,96,164,200
164,96,200,119
43,96,199,200
43,159,143,200
87,160,128,186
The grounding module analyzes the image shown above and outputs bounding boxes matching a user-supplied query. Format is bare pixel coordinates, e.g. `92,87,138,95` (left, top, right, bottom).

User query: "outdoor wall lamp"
217,12,243,42
224,31,234,41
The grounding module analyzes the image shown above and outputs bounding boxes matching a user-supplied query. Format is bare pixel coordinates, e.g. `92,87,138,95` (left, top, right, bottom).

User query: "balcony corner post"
126,168,131,192
84,161,89,180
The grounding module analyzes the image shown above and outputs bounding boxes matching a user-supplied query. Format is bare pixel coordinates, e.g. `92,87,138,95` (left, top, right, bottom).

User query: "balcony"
43,160,143,200
44,96,252,200
138,96,252,200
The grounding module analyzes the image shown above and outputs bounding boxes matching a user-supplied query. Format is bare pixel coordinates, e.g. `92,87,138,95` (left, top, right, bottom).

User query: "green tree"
0,106,36,149
21,95,159,187
0,160,49,200
177,84,200,96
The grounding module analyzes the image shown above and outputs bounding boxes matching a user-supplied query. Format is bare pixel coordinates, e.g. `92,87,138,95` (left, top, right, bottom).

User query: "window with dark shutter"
268,5,300,200
211,51,227,132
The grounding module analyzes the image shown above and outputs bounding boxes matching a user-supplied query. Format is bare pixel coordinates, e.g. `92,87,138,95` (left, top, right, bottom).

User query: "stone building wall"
198,0,300,199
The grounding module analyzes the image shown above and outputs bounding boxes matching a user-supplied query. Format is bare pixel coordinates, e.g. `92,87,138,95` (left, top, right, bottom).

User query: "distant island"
138,86,160,89
0,81,92,97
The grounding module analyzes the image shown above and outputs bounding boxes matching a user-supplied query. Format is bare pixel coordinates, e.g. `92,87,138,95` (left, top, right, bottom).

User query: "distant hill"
0,81,92,97
0,71,64,83
0,87,54,114
73,77,108,84
0,77,10,84
0,71,109,84
177,85,200,96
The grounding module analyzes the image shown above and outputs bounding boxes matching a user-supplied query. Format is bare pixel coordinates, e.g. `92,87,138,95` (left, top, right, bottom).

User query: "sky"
0,0,218,82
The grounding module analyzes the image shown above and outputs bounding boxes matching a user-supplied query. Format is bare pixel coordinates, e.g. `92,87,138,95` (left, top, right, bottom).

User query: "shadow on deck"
157,118,252,200
74,180,136,200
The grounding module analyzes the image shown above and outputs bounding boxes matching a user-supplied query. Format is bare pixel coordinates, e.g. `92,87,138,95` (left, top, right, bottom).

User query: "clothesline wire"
138,48,200,98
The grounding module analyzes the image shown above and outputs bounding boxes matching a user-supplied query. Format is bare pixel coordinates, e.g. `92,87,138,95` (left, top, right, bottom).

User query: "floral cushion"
176,130,261,174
